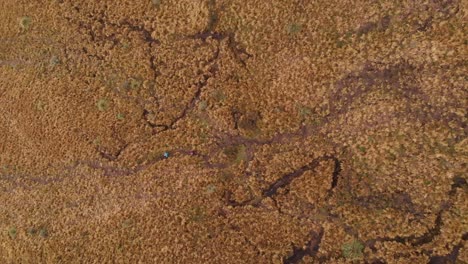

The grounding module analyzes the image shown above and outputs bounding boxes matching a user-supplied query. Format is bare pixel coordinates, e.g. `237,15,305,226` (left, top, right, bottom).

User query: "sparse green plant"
336,39,346,48
152,0,161,8
311,118,322,126
128,78,142,89
117,243,124,251
358,146,366,154
238,112,260,135
121,41,131,50
27,228,37,236
19,16,32,30
122,219,133,228
342,240,364,259
97,98,109,111
219,171,233,182
205,184,216,194
387,152,396,161
93,137,101,146
223,144,247,164
8,227,17,239
211,90,226,102
287,23,302,34
198,100,207,111
117,113,125,120
39,228,48,238
49,55,60,67
189,206,205,222
297,104,312,117
36,100,46,111
207,0,218,31
235,145,247,163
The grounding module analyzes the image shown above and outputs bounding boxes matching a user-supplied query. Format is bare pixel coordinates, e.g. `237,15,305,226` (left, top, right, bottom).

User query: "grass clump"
19,16,32,30
49,55,61,67
117,113,125,120
189,206,206,222
223,144,247,164
27,228,37,236
198,100,208,111
128,78,142,90
151,0,161,8
39,228,48,238
122,219,133,228
205,184,216,194
211,90,226,102
342,240,364,260
8,227,17,239
287,23,302,34
358,146,366,154
96,98,109,111
238,111,261,136
36,100,46,111
27,227,48,238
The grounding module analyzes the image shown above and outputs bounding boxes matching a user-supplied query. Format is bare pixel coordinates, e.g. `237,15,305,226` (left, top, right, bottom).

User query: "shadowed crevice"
283,228,324,264
366,175,467,251
428,232,467,264
224,155,342,207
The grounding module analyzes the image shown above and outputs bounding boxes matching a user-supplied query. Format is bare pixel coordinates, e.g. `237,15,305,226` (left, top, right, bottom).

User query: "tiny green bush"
152,0,161,8
19,16,32,30
49,56,60,67
287,23,302,34
27,228,37,236
129,78,142,89
8,227,17,239
117,113,125,120
97,98,109,111
342,240,364,259
39,228,48,238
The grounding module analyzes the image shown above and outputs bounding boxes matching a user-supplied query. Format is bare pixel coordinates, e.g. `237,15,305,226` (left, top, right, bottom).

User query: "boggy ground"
0,0,467,263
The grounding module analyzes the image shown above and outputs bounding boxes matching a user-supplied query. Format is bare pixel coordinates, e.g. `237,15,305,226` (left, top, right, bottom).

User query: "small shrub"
39,228,48,238
49,56,60,67
122,219,133,228
189,206,205,222
238,112,260,133
287,23,302,34
27,228,37,236
19,16,32,30
152,0,161,8
8,227,17,239
342,240,364,259
36,100,46,111
128,78,142,90
93,137,101,145
205,184,216,194
358,146,366,154
198,100,207,111
223,144,247,163
97,98,109,111
211,90,226,102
